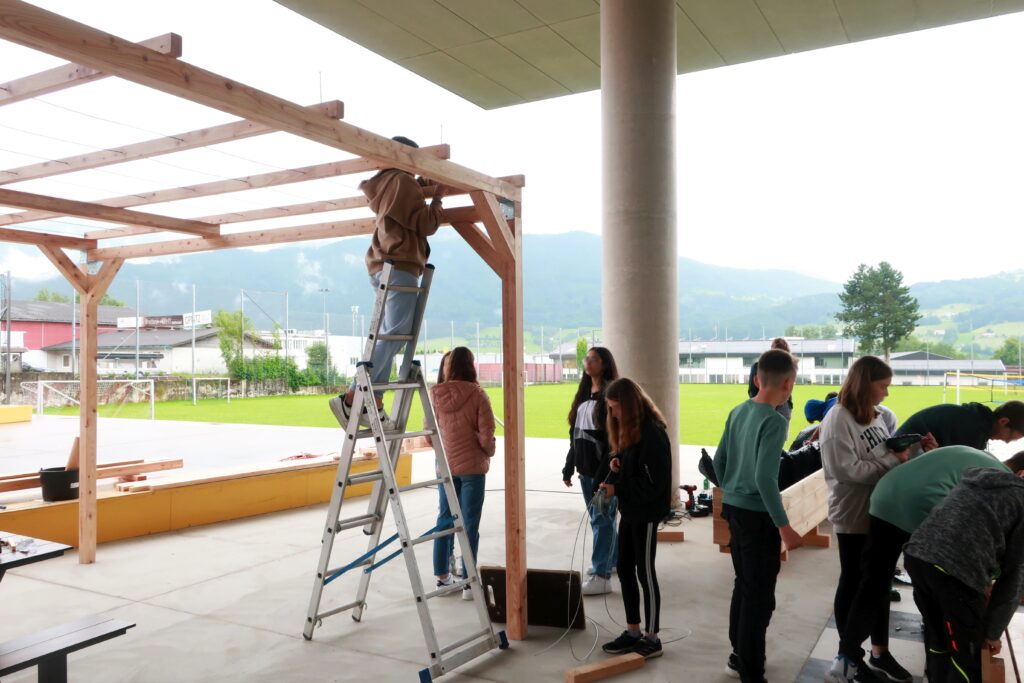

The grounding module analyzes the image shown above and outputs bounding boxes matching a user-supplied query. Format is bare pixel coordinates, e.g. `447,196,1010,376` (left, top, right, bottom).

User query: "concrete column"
601,0,680,505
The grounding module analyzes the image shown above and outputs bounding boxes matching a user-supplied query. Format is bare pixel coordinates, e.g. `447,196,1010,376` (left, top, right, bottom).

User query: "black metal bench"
0,613,135,683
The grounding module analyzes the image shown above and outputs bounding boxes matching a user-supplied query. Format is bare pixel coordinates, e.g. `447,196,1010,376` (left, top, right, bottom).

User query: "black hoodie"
608,418,672,523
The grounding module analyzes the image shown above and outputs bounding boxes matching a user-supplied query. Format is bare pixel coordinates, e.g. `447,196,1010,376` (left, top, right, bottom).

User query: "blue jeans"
433,474,486,577
580,474,618,578
349,268,420,397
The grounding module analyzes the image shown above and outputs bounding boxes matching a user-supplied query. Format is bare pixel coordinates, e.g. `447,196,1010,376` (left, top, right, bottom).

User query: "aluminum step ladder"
303,262,507,681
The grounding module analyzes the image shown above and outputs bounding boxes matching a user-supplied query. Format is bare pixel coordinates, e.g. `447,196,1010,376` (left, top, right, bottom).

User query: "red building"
0,300,131,367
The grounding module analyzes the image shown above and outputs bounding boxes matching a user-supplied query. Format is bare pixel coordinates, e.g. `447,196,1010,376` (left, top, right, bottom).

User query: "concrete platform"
0,425,845,683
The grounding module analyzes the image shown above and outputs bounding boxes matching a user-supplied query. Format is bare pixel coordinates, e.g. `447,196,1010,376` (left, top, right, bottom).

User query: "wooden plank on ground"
656,530,684,542
0,459,179,493
565,653,645,683
0,459,142,482
115,455,344,492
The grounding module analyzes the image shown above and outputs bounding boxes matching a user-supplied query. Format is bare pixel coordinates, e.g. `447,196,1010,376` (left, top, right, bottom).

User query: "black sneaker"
865,651,911,683
601,630,641,654
633,636,662,659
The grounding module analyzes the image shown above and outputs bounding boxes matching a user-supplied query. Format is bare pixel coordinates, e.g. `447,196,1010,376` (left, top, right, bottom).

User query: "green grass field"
48,382,1003,446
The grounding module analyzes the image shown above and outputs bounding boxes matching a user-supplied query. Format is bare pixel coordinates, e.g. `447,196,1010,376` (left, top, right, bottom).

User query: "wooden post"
502,200,527,640
37,246,122,564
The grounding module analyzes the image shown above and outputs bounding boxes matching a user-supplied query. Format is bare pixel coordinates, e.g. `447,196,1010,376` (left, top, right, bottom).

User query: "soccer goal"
191,376,232,405
942,371,1024,404
23,378,156,418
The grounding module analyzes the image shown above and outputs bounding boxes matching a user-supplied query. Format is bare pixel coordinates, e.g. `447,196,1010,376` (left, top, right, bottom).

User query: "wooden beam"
87,218,375,261
91,256,124,297
0,225,94,250
565,653,645,683
452,221,504,275
502,199,527,640
38,244,89,294
85,196,367,240
0,33,181,107
0,100,344,185
86,205,479,261
0,147,450,228
0,3,520,200
0,188,220,237
471,191,514,260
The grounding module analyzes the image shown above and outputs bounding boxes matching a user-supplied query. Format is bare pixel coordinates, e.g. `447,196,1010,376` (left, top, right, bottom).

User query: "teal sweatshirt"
870,445,1009,534
713,400,789,527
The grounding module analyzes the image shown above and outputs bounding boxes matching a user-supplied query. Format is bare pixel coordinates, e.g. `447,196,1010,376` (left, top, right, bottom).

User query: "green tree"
213,309,256,374
305,342,336,384
34,288,70,303
99,294,126,307
993,336,1023,369
575,337,588,372
836,262,920,362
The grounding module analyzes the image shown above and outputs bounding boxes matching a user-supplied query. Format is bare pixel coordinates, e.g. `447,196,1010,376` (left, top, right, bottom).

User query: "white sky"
0,0,1023,286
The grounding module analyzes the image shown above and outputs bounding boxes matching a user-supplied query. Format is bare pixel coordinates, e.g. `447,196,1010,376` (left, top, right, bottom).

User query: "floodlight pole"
284,292,290,364
3,272,10,404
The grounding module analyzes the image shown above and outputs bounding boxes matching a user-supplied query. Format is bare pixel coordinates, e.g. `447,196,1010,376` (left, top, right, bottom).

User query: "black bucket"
39,467,79,502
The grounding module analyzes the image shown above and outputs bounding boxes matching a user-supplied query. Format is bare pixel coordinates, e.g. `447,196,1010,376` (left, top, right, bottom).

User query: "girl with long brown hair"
598,378,671,661
562,346,620,596
820,356,911,682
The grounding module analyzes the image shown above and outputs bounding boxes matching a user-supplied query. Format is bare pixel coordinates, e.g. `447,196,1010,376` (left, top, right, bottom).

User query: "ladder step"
335,513,380,533
424,576,472,600
316,600,363,621
374,381,421,391
399,477,443,493
439,628,494,656
410,525,461,549
429,635,501,678
381,429,435,442
347,471,384,486
386,285,423,293
375,334,414,342
325,558,372,577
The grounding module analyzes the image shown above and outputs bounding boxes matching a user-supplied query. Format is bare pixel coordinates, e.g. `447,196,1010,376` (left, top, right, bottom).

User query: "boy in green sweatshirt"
713,349,803,683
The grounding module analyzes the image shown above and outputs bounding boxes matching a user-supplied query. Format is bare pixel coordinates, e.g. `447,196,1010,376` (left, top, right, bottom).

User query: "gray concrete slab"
0,426,845,682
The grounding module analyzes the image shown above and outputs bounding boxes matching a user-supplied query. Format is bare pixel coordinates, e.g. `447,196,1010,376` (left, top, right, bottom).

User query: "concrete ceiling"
276,0,1024,109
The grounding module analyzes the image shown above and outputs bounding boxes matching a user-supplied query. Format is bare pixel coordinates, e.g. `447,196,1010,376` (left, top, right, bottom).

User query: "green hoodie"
713,400,789,526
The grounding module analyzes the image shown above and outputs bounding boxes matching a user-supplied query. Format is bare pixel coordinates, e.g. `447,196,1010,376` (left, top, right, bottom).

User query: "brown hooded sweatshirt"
360,168,443,277
430,380,496,476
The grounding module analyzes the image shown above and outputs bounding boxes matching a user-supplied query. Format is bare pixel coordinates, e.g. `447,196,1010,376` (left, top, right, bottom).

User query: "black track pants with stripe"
616,518,660,634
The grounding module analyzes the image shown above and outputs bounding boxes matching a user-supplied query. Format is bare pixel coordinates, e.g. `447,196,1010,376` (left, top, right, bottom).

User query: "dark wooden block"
479,565,586,630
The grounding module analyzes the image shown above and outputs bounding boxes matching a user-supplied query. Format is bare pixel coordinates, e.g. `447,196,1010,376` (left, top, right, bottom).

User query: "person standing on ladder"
330,136,445,427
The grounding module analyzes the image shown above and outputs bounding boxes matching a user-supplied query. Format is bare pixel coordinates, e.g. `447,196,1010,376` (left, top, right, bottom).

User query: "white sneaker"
581,576,612,596
825,654,858,683
435,576,458,596
461,586,473,601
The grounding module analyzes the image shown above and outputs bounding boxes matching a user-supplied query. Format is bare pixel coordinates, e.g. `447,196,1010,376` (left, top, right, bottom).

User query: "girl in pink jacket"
431,347,496,599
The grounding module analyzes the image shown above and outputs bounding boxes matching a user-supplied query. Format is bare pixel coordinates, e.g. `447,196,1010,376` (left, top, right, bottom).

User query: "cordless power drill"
680,484,711,517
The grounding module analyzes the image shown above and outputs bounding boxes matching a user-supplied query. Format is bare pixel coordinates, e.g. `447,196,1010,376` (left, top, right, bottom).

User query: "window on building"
61,354,70,368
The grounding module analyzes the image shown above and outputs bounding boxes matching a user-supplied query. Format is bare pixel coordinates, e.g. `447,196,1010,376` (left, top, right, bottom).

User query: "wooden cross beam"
0,188,220,237
0,100,343,185
0,145,450,228
0,33,181,107
0,225,94,250
0,1,520,201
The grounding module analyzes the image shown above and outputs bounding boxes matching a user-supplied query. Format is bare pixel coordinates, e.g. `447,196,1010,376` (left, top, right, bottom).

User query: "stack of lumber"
0,459,183,494
115,455,340,493
711,469,831,560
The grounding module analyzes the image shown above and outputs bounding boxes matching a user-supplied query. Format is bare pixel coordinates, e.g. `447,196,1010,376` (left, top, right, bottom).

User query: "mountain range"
17,231,1024,351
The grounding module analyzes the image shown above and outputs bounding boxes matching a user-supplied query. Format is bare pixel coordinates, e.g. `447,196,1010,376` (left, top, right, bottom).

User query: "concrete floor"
1,417,848,682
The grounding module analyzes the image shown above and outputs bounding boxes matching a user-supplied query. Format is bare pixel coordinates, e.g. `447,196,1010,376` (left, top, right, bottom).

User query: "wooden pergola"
0,1,528,639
